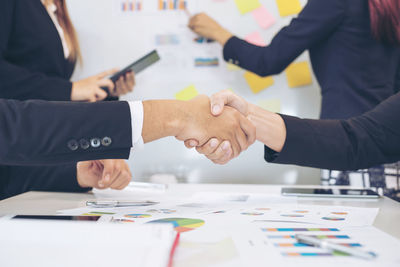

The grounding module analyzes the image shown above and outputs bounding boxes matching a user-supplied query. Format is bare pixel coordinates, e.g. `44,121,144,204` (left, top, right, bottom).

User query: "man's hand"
185,91,251,164
77,160,132,190
176,95,255,158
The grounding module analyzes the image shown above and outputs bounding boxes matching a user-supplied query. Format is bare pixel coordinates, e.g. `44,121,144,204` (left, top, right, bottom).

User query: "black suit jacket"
224,0,400,120
0,0,119,199
265,93,400,170
0,99,132,166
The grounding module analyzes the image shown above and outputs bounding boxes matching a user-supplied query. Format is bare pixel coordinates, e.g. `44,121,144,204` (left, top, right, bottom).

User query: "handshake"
77,90,287,191
150,91,259,164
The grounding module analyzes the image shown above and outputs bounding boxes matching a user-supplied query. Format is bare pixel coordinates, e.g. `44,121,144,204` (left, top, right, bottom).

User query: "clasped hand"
178,94,255,164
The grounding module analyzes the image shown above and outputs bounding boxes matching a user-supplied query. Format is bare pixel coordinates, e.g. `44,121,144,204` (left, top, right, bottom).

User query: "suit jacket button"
67,140,79,151
80,139,90,150
102,137,112,147
90,138,101,148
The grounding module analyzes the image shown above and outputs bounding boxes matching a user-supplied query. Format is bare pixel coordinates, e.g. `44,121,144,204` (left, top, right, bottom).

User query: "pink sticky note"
252,6,276,29
245,32,266,47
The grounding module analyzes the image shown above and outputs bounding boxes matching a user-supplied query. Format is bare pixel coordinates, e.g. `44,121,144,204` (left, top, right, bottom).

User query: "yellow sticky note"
257,99,281,113
285,62,312,88
276,0,302,17
227,63,241,71
234,0,261,15
244,71,274,94
175,85,198,101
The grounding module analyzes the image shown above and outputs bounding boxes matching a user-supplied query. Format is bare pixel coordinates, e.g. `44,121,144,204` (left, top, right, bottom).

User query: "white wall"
68,0,322,185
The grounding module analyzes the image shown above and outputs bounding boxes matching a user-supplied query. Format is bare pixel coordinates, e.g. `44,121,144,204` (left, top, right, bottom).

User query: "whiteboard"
69,0,322,185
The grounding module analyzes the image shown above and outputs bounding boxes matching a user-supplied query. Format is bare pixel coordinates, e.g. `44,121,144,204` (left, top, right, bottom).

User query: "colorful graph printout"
124,214,152,218
148,218,205,233
158,0,187,10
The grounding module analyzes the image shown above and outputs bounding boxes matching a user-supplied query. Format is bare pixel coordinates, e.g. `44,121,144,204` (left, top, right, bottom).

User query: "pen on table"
86,200,159,208
295,234,377,260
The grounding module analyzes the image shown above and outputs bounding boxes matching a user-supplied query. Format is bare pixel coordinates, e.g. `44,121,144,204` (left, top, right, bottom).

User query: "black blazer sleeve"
0,0,72,101
223,0,346,76
0,99,132,166
265,93,400,170
0,164,90,200
395,62,400,93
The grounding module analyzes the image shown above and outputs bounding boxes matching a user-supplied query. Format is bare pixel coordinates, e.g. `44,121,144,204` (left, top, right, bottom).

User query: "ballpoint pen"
295,234,377,260
86,200,159,208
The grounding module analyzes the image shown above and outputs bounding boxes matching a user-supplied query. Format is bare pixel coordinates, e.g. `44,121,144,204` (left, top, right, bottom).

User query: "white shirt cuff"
128,101,144,155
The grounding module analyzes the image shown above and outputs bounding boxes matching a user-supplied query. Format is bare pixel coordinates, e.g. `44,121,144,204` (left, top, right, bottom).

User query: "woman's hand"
77,159,132,190
71,69,117,102
111,71,136,97
188,13,233,45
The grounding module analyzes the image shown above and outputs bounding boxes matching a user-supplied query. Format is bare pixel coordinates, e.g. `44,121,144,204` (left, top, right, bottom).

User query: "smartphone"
9,215,105,222
281,188,380,199
101,50,160,94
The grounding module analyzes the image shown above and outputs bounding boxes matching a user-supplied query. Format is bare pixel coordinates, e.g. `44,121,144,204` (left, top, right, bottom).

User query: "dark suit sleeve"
265,93,400,170
395,62,400,93
223,0,346,76
0,0,72,101
0,99,132,166
0,164,90,200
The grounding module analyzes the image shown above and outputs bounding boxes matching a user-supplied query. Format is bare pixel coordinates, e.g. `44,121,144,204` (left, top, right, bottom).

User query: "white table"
1,184,399,266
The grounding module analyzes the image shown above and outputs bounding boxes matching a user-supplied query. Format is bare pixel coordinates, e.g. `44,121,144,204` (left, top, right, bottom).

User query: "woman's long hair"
369,0,400,45
53,0,81,62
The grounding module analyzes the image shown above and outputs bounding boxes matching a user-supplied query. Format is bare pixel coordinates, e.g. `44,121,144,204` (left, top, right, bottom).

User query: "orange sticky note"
245,32,266,47
244,71,274,94
175,85,198,100
285,62,313,88
276,0,302,17
234,0,261,15
252,6,276,29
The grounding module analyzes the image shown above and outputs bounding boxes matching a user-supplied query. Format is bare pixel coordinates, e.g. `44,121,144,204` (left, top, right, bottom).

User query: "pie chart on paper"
148,218,205,233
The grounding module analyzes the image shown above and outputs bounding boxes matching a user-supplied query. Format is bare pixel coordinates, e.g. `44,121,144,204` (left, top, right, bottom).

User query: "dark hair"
368,0,400,45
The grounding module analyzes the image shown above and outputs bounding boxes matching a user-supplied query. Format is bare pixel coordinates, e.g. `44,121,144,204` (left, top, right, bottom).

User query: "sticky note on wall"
175,85,198,101
257,99,281,113
234,0,261,15
285,62,312,88
244,71,274,94
245,32,266,47
276,0,302,17
252,6,276,29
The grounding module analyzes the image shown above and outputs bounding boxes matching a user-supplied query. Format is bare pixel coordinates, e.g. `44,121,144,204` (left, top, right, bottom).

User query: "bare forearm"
142,100,185,143
248,104,287,152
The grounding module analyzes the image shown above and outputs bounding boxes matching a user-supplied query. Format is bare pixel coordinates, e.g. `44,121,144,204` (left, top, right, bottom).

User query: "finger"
235,125,250,152
196,138,220,155
239,115,257,146
126,72,135,92
97,68,119,79
210,90,247,116
97,79,114,90
200,140,230,160
94,88,108,101
120,75,130,94
110,170,132,190
184,139,199,149
98,160,118,188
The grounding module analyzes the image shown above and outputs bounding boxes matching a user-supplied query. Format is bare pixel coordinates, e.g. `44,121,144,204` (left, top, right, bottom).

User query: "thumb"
96,68,119,79
98,160,114,188
210,90,248,116
184,139,199,149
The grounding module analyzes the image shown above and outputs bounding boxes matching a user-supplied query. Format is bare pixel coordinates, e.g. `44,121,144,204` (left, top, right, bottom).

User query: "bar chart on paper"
115,0,197,14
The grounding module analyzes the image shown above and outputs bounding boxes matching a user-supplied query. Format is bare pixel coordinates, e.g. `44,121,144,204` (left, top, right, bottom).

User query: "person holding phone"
0,0,135,198
188,0,400,194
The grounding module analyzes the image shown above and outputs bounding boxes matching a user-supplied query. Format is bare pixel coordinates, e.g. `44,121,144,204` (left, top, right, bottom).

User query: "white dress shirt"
42,1,70,59
128,101,144,154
